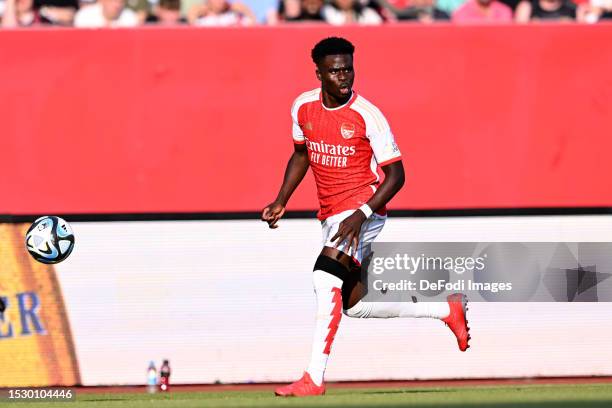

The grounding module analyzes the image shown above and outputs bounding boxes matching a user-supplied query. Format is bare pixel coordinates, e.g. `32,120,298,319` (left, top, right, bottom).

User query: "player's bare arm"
330,160,405,253
261,143,309,229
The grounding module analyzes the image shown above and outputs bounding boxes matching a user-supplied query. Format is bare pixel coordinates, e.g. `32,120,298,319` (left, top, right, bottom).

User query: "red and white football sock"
344,301,449,319
305,270,343,386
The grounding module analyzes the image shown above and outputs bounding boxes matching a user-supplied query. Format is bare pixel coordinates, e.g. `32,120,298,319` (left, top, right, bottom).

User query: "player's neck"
321,90,352,110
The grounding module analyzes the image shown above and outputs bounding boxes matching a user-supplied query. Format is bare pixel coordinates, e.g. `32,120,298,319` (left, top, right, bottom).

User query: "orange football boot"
442,293,471,351
275,372,326,397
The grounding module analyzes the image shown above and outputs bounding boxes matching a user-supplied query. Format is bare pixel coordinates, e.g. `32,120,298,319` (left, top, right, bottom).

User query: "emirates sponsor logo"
340,123,355,139
305,138,356,156
305,137,356,168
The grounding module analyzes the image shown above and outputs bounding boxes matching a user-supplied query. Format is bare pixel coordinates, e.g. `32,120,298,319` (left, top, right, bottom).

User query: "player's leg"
275,253,350,397
340,214,449,317
275,214,354,397
344,290,470,351
341,215,471,351
306,255,346,380
342,279,451,319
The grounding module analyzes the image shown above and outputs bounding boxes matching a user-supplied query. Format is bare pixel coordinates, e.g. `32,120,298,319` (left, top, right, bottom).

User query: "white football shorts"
321,209,386,265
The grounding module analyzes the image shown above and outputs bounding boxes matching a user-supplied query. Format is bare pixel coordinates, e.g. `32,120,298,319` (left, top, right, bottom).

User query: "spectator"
241,0,276,22
125,0,150,23
595,0,612,18
375,0,410,20
146,0,186,23
2,0,77,26
377,0,450,21
33,0,78,25
362,0,387,17
268,0,324,23
267,0,300,23
497,0,522,12
299,0,324,19
435,0,467,14
322,0,383,24
579,0,612,22
453,0,513,22
2,0,45,26
82,0,147,22
515,0,576,20
188,0,256,25
74,0,140,26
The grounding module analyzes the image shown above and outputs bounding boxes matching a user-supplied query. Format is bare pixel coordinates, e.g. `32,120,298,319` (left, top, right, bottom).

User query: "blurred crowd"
1,0,611,28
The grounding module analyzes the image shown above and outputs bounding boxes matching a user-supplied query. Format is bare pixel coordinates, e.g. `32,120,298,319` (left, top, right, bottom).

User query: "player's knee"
313,255,349,282
340,271,360,310
343,301,368,318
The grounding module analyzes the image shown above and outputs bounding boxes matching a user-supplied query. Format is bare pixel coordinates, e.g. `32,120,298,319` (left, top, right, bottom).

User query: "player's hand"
330,210,367,255
261,201,286,229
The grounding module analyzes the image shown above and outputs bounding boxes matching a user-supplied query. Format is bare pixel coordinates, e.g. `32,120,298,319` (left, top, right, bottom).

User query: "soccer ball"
25,216,75,264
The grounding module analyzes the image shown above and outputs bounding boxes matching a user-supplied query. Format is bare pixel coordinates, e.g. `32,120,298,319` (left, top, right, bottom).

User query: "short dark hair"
311,37,355,65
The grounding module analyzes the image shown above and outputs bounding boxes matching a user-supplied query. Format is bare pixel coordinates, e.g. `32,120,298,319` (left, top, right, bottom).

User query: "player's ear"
315,68,321,81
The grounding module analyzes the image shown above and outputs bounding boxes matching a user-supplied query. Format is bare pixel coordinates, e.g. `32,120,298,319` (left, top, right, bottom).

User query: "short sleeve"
351,97,401,166
369,118,401,166
291,89,320,145
291,102,305,144
355,105,401,166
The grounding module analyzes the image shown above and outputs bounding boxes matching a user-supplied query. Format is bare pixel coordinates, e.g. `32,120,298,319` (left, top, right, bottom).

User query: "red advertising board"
2,25,611,214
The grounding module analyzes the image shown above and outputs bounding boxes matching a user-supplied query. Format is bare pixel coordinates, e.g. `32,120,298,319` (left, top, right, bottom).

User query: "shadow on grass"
361,389,460,395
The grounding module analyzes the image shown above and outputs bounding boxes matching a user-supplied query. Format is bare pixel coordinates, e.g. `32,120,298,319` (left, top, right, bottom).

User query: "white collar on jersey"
321,91,354,111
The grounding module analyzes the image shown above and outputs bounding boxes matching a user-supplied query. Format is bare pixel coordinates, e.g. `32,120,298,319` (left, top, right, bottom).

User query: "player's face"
317,54,355,101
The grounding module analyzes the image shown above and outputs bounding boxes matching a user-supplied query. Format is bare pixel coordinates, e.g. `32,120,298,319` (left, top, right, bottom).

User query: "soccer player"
262,37,470,397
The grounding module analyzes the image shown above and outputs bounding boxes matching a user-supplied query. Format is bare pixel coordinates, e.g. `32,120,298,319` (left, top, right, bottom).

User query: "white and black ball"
25,216,75,264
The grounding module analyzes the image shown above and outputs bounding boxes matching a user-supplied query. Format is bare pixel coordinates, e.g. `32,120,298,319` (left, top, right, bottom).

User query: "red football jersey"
291,88,402,220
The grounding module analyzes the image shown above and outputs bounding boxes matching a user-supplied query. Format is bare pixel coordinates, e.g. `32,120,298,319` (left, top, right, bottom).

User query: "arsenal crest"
340,123,355,139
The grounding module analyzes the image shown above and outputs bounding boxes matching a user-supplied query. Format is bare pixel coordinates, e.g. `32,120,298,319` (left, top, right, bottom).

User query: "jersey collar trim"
320,91,356,111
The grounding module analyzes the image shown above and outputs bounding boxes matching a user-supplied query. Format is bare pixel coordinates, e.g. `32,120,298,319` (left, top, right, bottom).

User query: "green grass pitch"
4,384,612,408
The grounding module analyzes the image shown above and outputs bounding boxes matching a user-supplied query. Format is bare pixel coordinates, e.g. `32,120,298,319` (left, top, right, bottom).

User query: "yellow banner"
0,224,80,387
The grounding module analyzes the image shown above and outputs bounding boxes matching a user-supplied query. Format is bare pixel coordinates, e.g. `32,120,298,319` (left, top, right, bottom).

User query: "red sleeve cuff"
293,139,306,145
